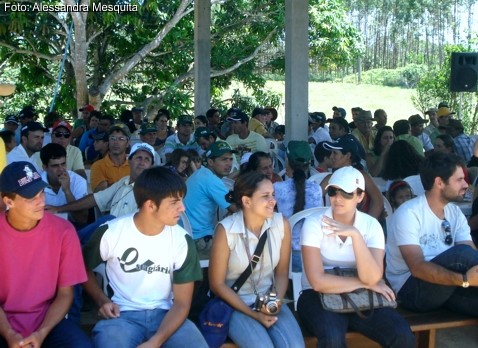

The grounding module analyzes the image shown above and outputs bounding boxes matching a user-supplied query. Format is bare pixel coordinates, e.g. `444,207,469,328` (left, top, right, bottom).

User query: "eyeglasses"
109,136,128,142
53,132,70,139
442,219,453,246
327,187,355,200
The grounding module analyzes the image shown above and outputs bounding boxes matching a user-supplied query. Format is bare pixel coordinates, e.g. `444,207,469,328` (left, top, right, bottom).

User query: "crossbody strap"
231,229,268,292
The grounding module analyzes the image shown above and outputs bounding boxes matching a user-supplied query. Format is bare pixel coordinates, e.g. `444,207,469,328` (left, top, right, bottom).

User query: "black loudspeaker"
450,52,478,92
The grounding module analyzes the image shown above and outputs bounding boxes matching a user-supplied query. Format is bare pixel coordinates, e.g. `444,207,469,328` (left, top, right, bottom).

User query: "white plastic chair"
288,207,328,309
308,172,330,186
403,175,425,196
270,151,286,174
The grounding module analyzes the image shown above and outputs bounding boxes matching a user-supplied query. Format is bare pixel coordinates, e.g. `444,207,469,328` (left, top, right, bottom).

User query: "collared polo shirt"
90,154,129,191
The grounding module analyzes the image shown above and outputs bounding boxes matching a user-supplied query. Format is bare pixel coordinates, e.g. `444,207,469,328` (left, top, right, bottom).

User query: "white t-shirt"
385,194,471,293
300,207,384,290
84,214,202,311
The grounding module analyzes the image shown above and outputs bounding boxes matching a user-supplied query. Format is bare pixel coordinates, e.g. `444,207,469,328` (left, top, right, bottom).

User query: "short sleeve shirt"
90,154,130,191
83,214,202,311
385,194,471,293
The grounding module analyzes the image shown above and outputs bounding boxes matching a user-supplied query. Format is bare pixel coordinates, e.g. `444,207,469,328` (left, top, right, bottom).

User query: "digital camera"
252,291,280,314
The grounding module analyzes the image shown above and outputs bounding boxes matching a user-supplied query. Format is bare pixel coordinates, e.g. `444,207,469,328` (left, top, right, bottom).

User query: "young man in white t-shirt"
386,152,478,315
83,166,207,348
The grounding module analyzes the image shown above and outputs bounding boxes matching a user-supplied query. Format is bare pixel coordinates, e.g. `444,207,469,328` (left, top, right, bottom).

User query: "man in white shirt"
7,121,48,173
386,152,478,315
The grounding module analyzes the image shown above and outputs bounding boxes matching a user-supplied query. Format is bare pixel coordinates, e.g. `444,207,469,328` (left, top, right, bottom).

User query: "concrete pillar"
285,0,309,142
194,0,211,116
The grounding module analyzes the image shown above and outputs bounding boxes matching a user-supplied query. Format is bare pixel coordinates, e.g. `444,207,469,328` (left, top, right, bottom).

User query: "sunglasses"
327,187,355,200
442,219,453,246
53,132,70,139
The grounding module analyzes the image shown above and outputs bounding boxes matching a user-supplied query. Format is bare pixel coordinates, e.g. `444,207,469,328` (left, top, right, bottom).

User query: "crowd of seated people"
2,101,478,347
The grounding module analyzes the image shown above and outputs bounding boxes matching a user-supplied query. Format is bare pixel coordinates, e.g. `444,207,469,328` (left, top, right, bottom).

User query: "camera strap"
231,229,269,293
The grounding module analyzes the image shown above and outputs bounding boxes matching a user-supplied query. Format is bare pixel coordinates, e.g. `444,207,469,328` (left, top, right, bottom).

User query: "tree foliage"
0,0,362,120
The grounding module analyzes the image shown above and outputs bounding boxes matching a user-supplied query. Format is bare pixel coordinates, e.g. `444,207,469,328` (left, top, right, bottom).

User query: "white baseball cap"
325,166,365,193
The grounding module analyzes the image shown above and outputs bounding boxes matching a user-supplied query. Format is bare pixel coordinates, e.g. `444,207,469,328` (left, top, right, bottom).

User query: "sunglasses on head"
442,219,453,246
53,132,70,139
327,186,355,200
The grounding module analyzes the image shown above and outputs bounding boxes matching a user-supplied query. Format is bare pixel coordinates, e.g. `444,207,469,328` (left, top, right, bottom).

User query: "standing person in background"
209,172,304,348
274,141,323,271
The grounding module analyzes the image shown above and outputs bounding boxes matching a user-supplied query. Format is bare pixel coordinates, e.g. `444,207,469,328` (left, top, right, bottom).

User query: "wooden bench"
220,307,478,348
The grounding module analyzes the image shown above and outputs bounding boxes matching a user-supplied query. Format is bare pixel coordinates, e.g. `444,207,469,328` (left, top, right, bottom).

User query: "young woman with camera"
297,166,415,347
209,171,304,348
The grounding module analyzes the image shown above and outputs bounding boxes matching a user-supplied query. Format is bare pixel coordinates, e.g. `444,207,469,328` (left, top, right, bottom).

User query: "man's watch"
462,273,470,288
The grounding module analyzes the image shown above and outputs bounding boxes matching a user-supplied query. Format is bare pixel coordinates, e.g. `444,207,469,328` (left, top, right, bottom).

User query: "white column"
194,0,211,116
285,0,309,142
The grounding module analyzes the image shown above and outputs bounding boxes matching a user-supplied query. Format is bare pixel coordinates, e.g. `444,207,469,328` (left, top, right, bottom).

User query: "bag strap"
231,229,268,293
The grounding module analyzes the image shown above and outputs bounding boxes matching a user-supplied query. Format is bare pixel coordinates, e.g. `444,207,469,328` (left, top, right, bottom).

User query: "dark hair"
186,149,201,163
206,108,219,119
381,140,424,180
89,110,102,120
274,125,285,135
388,180,413,204
373,126,394,156
374,109,386,119
40,142,67,165
119,109,133,124
231,172,269,209
246,151,271,172
134,166,186,208
100,114,115,125
287,153,311,214
435,134,455,153
314,141,331,163
0,130,15,145
420,152,464,191
265,107,278,121
195,115,208,126
154,109,170,122
169,148,190,171
393,119,410,136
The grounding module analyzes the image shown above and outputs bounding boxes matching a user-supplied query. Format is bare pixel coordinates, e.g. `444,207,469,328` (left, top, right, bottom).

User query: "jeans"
228,304,304,348
297,289,415,348
92,308,208,348
0,318,93,348
398,244,478,315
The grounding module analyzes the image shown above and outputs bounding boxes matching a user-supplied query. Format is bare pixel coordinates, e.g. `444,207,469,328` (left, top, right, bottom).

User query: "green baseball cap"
286,140,312,164
177,115,194,125
194,127,211,141
205,141,237,159
139,122,157,135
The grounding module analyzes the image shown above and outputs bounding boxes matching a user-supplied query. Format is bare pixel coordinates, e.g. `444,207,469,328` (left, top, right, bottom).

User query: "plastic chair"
403,175,425,196
288,207,328,309
308,172,330,186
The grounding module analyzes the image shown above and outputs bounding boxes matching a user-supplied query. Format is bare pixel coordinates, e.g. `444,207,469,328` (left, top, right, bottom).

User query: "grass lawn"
224,81,420,126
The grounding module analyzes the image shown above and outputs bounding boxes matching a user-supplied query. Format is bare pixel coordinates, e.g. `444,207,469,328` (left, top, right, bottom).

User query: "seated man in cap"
184,141,237,260
139,123,162,166
82,167,207,348
15,105,38,145
71,104,95,147
79,113,114,159
448,119,474,163
1,115,19,133
248,107,273,138
351,110,377,152
409,114,434,155
163,115,201,163
127,106,144,142
437,106,455,128
32,120,87,180
332,106,346,119
46,142,156,244
308,112,332,145
90,123,131,192
0,161,92,348
225,109,268,163
7,121,48,173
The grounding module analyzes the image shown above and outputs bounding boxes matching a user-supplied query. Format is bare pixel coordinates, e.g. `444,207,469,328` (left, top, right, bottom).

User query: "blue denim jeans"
92,308,208,348
228,304,304,348
297,289,415,348
398,244,478,315
0,318,93,348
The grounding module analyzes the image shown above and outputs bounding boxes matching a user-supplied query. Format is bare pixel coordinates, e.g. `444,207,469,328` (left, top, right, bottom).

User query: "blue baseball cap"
0,161,47,198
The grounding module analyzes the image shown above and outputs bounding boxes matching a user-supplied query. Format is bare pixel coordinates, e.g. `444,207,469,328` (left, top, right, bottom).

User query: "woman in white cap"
297,167,414,347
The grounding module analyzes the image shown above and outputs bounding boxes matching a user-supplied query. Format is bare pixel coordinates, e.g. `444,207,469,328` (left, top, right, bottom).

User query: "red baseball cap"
79,104,95,112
